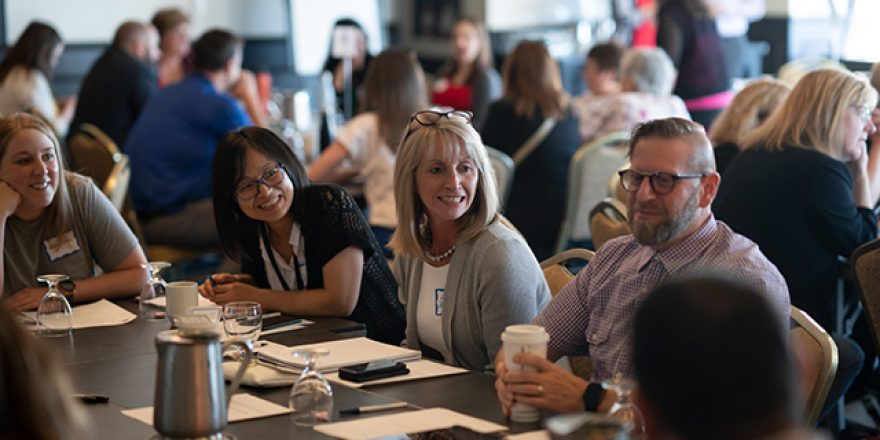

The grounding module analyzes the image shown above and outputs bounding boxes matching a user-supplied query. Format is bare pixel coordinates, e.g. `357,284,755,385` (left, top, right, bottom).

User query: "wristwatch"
59,279,76,303
582,382,606,412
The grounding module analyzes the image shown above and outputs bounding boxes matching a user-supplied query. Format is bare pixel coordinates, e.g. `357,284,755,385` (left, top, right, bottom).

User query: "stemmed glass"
602,373,645,436
36,274,73,337
289,348,333,426
139,261,171,321
223,301,262,360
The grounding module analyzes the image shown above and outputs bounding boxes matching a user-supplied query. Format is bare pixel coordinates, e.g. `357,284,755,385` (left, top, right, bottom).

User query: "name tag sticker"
44,231,80,262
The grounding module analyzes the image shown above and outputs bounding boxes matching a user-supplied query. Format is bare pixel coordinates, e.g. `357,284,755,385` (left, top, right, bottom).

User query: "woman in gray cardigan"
389,109,551,373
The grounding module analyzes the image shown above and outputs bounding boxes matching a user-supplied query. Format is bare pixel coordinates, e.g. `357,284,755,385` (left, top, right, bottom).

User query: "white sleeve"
334,113,378,167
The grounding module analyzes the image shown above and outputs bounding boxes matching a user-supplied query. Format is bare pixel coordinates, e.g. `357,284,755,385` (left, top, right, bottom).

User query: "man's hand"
5,287,47,311
499,352,589,414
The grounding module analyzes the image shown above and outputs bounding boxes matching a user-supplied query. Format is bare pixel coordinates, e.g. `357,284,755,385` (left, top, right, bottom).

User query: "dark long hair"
0,22,62,82
211,127,309,261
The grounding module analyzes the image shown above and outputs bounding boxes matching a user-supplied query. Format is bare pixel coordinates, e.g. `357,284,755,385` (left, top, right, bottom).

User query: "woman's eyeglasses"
234,163,286,200
401,109,474,143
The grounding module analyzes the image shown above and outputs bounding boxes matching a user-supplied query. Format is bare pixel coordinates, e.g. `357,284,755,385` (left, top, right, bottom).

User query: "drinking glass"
36,274,73,337
223,301,262,359
289,348,333,426
139,261,171,321
602,373,645,436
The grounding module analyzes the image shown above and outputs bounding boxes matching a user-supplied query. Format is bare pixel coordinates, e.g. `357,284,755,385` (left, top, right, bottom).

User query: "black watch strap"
582,382,606,412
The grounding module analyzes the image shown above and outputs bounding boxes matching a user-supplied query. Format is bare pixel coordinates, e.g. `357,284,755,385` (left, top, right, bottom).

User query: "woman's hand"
0,180,21,219
198,273,255,304
5,287,47,311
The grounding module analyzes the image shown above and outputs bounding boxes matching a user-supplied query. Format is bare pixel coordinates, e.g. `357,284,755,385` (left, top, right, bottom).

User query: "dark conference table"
42,299,535,439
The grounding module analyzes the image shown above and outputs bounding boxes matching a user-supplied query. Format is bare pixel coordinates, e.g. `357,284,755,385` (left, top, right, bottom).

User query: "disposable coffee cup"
166,281,199,320
502,324,550,423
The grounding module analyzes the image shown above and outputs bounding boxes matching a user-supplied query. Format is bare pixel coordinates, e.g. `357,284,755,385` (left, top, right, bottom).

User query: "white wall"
6,0,287,44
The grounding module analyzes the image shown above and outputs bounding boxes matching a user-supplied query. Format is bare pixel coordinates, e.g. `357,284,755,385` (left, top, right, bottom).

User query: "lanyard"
261,225,305,291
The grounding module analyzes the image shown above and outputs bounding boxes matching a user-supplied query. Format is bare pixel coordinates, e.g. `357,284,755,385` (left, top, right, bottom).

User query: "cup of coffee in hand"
502,324,550,423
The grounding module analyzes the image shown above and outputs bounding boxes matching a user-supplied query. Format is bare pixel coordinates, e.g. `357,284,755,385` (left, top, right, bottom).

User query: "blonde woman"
710,77,790,174
0,113,147,310
309,48,428,254
390,110,550,372
714,68,878,331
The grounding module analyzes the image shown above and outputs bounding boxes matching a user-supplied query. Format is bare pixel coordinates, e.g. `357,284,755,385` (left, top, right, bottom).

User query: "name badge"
44,231,80,262
434,288,445,316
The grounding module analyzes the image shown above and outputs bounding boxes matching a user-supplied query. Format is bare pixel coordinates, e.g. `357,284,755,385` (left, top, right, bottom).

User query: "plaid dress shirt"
534,215,790,382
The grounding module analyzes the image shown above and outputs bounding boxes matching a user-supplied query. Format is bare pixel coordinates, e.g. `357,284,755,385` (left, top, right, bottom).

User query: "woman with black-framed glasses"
389,110,550,372
199,126,405,345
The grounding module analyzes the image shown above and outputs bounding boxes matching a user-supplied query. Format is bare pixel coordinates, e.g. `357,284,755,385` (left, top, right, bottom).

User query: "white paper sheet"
505,430,550,440
326,359,468,388
120,393,291,425
144,295,217,308
258,337,421,373
314,407,507,440
22,299,136,329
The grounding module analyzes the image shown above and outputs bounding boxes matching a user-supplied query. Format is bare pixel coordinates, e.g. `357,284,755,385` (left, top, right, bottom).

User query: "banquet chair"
102,153,130,213
554,132,630,254
485,146,515,208
790,306,839,426
68,123,122,190
540,248,595,380
852,239,880,354
589,198,629,250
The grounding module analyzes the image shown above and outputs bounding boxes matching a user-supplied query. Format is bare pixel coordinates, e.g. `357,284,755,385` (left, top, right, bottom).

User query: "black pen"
73,393,109,404
262,319,303,330
205,275,217,287
339,401,408,416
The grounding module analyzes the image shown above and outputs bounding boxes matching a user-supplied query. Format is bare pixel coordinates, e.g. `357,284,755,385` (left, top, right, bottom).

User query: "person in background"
322,18,373,120
576,47,690,144
0,22,75,136
431,17,501,130
390,110,550,372
481,40,579,261
309,48,428,255
656,0,732,128
706,0,765,80
126,29,251,249
571,41,624,141
494,118,789,416
0,113,147,310
634,278,807,440
69,21,160,146
151,8,266,127
0,305,90,439
709,77,789,174
200,127,404,344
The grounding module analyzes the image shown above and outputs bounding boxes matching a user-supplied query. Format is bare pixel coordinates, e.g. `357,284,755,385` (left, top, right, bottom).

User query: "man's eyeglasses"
401,109,474,143
618,169,705,195
234,163,286,200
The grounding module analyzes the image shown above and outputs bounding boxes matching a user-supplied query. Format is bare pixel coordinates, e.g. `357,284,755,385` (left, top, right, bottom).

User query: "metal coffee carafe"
153,329,252,439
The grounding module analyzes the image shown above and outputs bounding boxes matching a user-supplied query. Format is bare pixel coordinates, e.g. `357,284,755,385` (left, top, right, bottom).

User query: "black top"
241,184,405,344
714,142,739,176
713,146,878,329
70,47,157,146
480,100,580,261
657,1,730,100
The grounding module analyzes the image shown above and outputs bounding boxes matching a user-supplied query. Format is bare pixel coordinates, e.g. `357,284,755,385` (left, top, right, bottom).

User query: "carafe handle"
222,340,253,409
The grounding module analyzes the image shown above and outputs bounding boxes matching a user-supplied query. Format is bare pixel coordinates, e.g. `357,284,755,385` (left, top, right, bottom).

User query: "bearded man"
494,117,790,415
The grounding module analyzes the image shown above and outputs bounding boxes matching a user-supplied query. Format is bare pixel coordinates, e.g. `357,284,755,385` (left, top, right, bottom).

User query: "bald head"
628,118,716,174
112,21,157,62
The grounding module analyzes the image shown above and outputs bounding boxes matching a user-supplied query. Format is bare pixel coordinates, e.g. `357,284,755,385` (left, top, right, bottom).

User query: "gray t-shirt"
3,173,139,295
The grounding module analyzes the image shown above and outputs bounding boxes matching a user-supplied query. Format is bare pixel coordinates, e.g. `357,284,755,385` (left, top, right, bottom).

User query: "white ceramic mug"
502,324,550,423
166,281,199,320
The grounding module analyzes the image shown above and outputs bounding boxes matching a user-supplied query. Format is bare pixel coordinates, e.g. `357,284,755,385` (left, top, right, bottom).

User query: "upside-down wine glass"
223,301,262,360
139,261,171,321
36,274,73,337
289,348,333,426
602,373,645,436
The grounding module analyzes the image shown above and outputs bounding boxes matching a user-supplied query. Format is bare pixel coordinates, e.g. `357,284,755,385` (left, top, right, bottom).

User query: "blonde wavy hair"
742,69,877,160
710,78,790,146
388,115,500,260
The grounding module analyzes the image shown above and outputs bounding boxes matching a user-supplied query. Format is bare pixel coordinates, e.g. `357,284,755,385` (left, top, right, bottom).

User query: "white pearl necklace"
427,245,456,262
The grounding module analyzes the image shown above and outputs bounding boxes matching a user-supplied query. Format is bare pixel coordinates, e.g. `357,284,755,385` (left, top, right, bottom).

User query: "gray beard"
629,189,701,247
